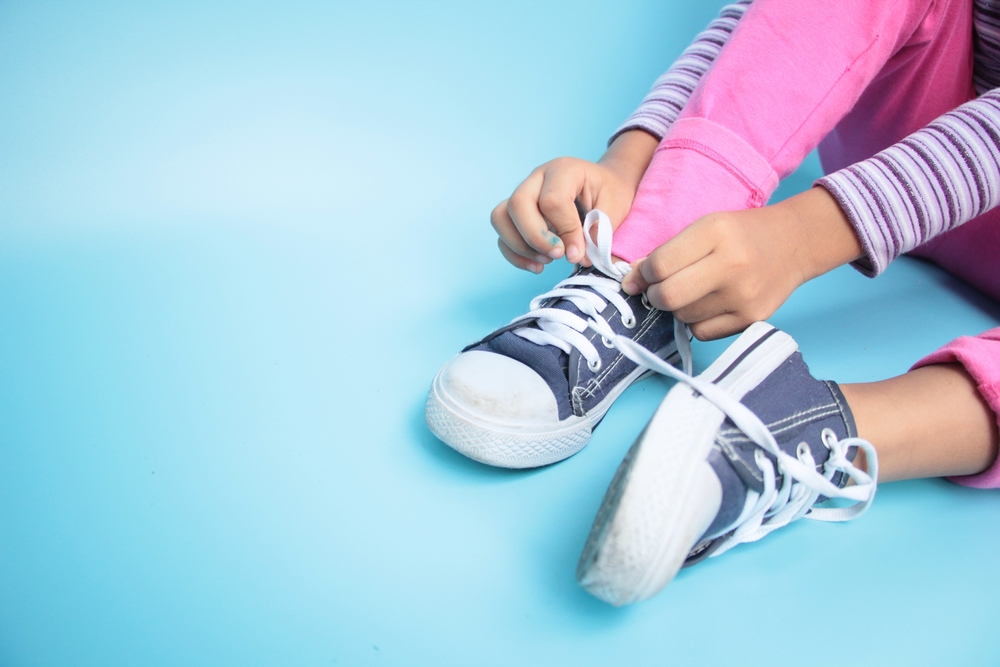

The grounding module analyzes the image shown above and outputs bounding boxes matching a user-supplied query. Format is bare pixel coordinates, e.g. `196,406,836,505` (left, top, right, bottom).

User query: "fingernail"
535,253,551,264
621,279,636,294
530,263,543,274
547,245,564,260
566,245,580,263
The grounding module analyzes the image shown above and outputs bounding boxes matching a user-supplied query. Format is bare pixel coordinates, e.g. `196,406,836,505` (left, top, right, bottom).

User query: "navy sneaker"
425,210,692,469
576,322,878,606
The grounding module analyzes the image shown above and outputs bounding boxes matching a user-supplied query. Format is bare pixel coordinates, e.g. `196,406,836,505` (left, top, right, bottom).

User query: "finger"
537,165,587,263
498,238,544,273
689,313,754,341
644,252,727,313
491,200,553,265
672,290,731,324
507,171,567,259
621,259,650,295
638,216,720,286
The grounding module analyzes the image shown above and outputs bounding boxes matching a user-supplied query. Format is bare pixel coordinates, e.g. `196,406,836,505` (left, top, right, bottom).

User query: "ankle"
840,365,999,482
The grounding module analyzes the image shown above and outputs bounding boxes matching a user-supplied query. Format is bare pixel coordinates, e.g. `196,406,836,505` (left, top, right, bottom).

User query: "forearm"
817,89,1000,277
773,186,864,282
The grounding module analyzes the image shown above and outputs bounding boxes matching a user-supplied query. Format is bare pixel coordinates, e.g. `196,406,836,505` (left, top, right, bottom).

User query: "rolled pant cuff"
911,329,1000,489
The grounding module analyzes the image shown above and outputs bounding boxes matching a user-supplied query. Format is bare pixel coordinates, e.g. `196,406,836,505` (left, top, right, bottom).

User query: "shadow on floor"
407,399,547,483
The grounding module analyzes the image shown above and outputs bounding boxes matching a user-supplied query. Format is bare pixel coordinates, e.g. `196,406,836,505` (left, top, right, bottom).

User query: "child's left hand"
621,187,864,341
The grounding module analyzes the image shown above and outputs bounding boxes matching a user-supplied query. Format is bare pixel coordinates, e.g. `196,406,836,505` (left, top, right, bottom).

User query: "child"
426,0,1000,604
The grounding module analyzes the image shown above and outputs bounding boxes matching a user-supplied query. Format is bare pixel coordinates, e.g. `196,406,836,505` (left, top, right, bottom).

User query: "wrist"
778,186,864,281
598,130,659,194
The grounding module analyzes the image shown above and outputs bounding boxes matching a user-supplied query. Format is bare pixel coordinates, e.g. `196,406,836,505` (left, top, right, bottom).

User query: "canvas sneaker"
575,322,878,606
425,210,692,469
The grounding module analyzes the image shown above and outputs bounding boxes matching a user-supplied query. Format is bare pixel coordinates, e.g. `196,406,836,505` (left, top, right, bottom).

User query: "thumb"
621,259,650,295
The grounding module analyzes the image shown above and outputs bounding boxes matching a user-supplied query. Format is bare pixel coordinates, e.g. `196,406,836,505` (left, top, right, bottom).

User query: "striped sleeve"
817,89,1000,277
609,1,752,145
973,0,1000,95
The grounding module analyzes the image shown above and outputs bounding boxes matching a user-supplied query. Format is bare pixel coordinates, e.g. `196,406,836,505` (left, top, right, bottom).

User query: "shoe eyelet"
621,314,637,329
588,358,602,372
820,428,837,448
641,293,654,311
796,442,810,460
601,336,615,349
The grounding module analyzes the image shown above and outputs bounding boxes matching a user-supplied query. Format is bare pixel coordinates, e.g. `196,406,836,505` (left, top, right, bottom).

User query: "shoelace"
577,229,879,552
510,210,693,375
707,427,876,556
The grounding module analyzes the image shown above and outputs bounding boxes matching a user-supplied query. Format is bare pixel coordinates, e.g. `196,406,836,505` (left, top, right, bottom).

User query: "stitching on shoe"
571,386,586,416
566,293,666,416
577,310,646,395
716,402,842,482
717,433,763,483
826,381,855,438
717,403,840,441
578,308,663,402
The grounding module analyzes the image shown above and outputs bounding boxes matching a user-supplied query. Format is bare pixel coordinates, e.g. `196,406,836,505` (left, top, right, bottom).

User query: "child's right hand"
491,131,659,273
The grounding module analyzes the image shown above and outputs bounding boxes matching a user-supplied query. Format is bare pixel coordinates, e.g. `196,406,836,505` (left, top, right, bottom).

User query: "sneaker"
575,322,878,606
425,210,692,469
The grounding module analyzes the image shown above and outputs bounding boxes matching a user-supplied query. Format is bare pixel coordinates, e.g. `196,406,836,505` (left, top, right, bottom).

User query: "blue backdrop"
2,2,999,665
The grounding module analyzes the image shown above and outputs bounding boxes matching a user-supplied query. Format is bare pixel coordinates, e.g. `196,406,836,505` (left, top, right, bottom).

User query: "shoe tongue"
545,264,612,318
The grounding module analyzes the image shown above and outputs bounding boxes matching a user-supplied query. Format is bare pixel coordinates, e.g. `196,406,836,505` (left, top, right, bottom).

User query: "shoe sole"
425,345,681,469
576,322,798,605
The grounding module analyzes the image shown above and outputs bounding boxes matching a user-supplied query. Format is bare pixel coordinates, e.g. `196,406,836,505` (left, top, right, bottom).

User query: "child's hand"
491,131,658,273
621,187,864,340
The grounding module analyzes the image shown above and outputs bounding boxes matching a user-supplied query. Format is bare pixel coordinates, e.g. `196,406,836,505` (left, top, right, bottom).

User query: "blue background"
2,2,1000,665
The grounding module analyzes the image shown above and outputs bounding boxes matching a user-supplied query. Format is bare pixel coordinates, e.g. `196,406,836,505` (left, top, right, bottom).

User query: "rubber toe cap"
439,351,559,425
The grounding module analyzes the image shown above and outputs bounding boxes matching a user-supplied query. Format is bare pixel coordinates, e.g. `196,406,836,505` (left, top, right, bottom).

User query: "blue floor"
2,2,1000,665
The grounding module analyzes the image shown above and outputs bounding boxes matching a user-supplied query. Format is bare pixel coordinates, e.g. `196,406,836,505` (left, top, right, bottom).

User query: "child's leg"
816,0,975,175
613,0,974,262
842,329,1000,485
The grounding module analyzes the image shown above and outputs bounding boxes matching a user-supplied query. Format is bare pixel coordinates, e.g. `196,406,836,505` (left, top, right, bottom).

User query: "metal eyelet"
588,358,602,372
821,428,837,449
641,293,654,310
796,442,810,460
621,315,637,329
601,336,615,349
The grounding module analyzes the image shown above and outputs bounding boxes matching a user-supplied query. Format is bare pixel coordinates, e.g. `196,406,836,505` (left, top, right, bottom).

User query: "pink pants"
613,0,1000,487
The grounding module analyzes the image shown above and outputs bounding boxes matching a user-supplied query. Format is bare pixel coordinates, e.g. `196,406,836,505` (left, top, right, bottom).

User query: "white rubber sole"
577,322,798,605
425,345,680,469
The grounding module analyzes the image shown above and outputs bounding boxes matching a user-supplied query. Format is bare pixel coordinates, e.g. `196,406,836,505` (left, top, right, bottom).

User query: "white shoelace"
708,427,876,557
510,210,693,375
575,227,879,553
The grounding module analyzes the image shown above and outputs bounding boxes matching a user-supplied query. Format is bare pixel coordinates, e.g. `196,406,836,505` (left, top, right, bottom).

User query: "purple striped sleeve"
609,1,752,145
817,89,1000,277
